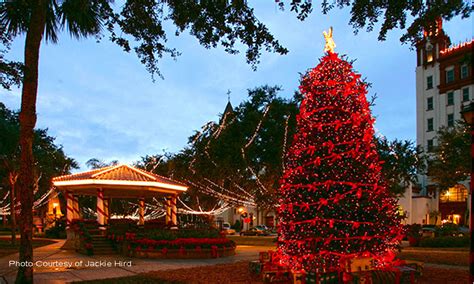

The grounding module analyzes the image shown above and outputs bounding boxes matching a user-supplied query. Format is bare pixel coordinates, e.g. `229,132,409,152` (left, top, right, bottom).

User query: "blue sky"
0,3,472,170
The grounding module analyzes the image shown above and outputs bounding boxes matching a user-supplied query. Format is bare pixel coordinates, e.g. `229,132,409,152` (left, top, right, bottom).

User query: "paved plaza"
0,239,271,284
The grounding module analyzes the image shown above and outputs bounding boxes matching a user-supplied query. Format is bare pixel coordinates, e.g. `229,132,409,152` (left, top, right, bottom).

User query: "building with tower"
399,18,472,225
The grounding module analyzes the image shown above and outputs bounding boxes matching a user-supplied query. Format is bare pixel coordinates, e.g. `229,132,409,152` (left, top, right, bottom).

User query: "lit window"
427,118,434,132
427,76,433,89
446,69,455,83
427,97,433,110
460,65,468,79
447,92,454,106
440,185,468,203
462,88,470,102
447,113,454,127
426,50,433,63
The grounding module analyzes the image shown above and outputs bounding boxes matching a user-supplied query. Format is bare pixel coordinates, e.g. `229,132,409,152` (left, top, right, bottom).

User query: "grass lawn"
397,247,468,266
0,237,56,258
230,236,468,267
77,261,468,284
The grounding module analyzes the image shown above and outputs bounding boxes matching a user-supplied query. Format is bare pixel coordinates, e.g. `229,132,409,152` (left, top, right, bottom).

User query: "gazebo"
52,164,188,234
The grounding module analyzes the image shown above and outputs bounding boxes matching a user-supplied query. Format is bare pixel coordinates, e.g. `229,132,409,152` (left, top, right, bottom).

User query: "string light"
282,115,290,170
184,90,291,211
33,188,55,209
0,185,56,215
177,196,230,215
203,178,254,203
0,191,9,204
185,179,256,207
439,38,473,55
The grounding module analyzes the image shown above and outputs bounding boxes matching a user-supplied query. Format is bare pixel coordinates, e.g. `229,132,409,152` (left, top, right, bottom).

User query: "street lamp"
460,101,473,283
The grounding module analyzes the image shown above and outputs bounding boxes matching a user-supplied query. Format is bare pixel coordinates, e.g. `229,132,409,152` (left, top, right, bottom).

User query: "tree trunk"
16,1,46,283
9,172,17,246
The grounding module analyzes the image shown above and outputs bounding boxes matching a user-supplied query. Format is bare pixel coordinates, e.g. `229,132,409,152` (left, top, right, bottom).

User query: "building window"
427,139,434,152
462,88,470,102
447,92,454,106
460,65,468,79
427,75,433,89
427,97,433,110
440,185,468,203
447,113,454,127
446,69,455,83
427,118,434,132
426,50,433,63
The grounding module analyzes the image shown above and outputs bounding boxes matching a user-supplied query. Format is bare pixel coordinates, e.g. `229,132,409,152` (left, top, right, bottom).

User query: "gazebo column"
165,197,171,225
96,188,106,230
138,198,145,226
171,195,177,227
65,191,74,229
73,195,80,220
104,198,110,225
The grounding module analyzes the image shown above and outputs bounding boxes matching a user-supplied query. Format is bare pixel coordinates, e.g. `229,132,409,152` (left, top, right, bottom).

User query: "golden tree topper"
323,27,336,53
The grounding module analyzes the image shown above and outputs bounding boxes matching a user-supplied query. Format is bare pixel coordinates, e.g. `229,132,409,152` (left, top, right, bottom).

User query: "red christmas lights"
277,52,404,273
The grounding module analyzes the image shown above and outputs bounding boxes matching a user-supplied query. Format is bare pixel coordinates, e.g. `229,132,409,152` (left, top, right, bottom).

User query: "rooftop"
440,39,473,57
52,164,187,197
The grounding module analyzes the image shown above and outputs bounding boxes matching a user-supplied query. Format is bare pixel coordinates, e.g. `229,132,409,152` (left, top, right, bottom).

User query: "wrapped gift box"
249,260,263,275
343,257,374,273
371,266,420,284
305,271,339,284
262,269,291,283
260,250,278,263
292,271,305,284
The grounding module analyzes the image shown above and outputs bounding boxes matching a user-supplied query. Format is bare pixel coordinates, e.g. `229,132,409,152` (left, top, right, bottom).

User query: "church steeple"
219,90,234,125
224,90,234,115
223,101,233,116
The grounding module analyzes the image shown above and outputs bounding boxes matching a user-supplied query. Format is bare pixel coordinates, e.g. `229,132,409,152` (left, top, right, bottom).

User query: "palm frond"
58,0,103,39
0,0,30,37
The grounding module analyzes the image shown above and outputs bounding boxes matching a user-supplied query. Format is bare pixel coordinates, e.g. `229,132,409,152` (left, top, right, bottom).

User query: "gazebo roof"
52,164,187,198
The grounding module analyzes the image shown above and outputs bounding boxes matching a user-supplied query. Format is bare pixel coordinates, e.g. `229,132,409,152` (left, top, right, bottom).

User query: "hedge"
419,236,470,247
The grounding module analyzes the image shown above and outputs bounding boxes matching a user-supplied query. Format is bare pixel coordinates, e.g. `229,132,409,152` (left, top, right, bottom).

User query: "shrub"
131,237,235,250
108,227,222,242
144,219,168,230
45,220,66,239
406,224,422,238
437,223,460,237
419,235,470,247
138,228,221,240
232,220,242,232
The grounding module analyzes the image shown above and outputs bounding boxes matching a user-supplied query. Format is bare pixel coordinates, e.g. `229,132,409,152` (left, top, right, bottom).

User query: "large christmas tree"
277,29,404,273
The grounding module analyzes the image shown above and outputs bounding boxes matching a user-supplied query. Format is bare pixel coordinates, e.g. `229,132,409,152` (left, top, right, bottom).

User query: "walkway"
0,240,272,284
0,240,469,283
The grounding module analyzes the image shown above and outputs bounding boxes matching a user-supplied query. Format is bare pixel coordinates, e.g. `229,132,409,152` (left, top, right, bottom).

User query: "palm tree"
0,1,104,282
